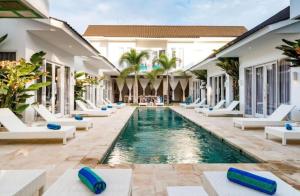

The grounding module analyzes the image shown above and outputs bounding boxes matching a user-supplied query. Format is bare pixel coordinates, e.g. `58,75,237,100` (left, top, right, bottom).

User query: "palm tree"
216,57,239,100
145,69,163,96
0,34,7,45
119,49,149,104
276,39,300,67
153,54,178,104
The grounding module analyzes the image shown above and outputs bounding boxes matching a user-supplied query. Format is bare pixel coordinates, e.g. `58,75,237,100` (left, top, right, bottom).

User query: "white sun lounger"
44,169,132,196
139,102,148,106
180,98,200,107
202,101,242,117
233,104,295,130
184,99,207,109
85,100,117,113
33,105,92,130
167,186,208,196
265,126,300,145
203,171,300,196
72,100,111,117
0,170,46,196
105,98,125,108
0,108,76,144
195,100,226,113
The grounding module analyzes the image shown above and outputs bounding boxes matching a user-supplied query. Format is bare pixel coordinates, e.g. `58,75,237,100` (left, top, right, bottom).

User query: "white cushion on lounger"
73,100,111,117
167,186,208,196
184,99,206,109
202,101,242,117
203,171,300,196
85,100,117,113
44,169,132,196
33,105,92,130
180,98,200,107
0,108,76,144
265,126,300,145
233,104,295,130
0,170,46,196
195,100,225,113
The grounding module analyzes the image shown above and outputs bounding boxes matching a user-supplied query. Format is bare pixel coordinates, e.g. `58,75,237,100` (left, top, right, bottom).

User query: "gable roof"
83,25,247,38
188,6,291,71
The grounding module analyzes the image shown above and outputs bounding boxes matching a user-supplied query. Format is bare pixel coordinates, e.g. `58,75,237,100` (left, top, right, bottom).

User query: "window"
0,52,16,61
278,59,290,105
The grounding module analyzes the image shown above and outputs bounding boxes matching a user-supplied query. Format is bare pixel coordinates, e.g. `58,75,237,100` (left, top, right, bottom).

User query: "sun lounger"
265,126,300,145
86,100,117,113
33,105,92,130
155,96,164,106
105,98,125,108
195,100,226,113
184,99,207,109
72,100,111,117
233,104,295,130
202,171,299,196
0,169,46,195
167,186,208,196
180,98,200,107
139,102,148,106
44,169,132,196
202,101,242,117
0,108,75,144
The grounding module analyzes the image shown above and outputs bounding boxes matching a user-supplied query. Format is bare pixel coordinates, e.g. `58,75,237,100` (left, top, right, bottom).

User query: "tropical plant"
0,34,7,45
145,69,163,95
0,51,50,115
74,72,103,103
216,57,239,100
153,54,179,103
119,49,149,104
276,39,300,67
191,70,207,81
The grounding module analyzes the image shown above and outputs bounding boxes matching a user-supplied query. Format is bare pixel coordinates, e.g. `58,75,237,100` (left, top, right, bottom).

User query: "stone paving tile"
0,106,299,195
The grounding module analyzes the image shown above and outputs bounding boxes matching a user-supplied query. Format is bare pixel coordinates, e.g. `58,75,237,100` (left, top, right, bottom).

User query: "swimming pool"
103,107,258,164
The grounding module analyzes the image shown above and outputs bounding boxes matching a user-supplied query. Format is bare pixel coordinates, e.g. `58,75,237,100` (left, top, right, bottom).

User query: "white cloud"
50,0,290,33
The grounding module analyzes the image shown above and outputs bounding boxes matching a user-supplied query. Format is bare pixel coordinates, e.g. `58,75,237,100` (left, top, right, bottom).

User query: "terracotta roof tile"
83,25,247,38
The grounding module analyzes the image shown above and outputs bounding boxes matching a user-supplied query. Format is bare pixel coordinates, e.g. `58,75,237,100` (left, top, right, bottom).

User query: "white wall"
238,33,300,120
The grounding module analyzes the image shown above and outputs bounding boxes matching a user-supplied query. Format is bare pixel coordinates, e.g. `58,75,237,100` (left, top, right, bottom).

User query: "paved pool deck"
0,106,299,196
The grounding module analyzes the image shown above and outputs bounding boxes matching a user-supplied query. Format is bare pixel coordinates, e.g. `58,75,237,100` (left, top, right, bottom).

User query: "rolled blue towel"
209,107,213,111
78,167,106,194
107,105,113,109
227,167,277,195
117,102,122,105
101,107,107,111
285,123,293,131
75,115,83,121
47,123,61,130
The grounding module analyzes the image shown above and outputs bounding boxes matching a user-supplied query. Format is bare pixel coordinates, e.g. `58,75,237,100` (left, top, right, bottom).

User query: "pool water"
103,108,258,164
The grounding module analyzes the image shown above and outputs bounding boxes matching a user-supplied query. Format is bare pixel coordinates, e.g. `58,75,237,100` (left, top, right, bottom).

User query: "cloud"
50,0,290,33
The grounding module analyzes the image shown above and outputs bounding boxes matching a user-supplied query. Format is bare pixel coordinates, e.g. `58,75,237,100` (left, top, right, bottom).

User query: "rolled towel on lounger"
47,123,61,130
75,115,83,121
78,167,106,194
227,167,277,195
107,105,113,109
285,123,293,130
101,106,107,111
209,107,213,111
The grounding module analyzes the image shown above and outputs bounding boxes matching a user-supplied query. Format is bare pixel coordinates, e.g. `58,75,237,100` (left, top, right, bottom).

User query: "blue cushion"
101,107,107,111
209,107,213,111
107,105,113,109
47,123,61,130
75,115,83,121
78,167,106,194
285,123,293,130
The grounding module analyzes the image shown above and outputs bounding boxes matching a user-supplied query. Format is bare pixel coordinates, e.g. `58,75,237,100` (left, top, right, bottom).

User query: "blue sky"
50,0,290,34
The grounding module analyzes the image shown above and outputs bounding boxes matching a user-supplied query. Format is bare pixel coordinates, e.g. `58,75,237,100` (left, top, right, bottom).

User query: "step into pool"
103,107,258,164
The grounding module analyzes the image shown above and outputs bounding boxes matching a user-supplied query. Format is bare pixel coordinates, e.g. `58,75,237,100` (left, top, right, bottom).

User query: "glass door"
255,66,264,117
266,63,277,115
64,67,71,115
245,67,253,115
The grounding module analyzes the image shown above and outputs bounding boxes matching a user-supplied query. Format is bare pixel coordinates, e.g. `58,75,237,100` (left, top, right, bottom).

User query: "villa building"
0,18,118,122
190,3,300,120
83,25,246,102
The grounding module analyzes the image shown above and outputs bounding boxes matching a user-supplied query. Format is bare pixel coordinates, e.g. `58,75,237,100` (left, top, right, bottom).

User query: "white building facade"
83,25,246,102
191,4,300,120
0,18,118,122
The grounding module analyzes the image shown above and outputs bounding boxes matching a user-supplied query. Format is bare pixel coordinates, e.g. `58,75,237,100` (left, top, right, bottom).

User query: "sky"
50,0,290,34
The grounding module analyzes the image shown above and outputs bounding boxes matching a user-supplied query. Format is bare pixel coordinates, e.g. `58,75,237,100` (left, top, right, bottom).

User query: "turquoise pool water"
103,108,258,164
